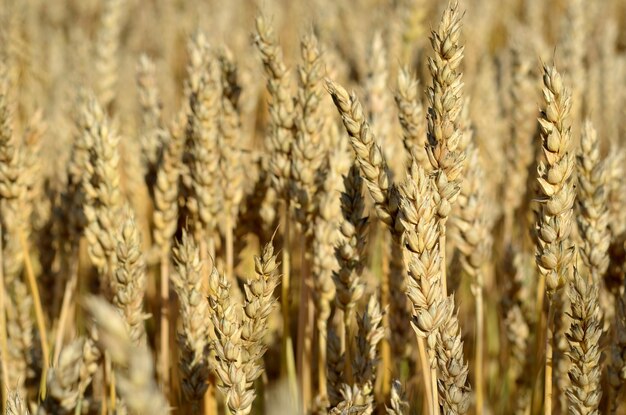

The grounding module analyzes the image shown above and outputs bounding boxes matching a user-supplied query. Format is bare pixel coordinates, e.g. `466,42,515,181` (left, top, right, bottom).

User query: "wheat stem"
53,254,79,365
160,250,170,396
416,337,433,415
19,230,49,397
280,202,297,402
475,273,485,415
544,300,555,415
0,223,8,413
225,212,234,284
344,309,354,386
380,242,391,400
296,237,312,411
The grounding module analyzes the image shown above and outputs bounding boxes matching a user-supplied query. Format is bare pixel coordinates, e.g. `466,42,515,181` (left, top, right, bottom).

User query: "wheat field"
0,0,625,413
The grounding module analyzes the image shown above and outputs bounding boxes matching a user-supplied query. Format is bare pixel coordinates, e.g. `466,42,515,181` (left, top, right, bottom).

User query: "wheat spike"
326,80,399,232
425,1,466,216
395,67,429,172
112,209,147,345
94,0,125,110
5,391,29,415
172,230,211,402
253,16,296,198
81,92,123,290
207,266,255,414
85,296,169,415
576,120,610,282
565,269,602,414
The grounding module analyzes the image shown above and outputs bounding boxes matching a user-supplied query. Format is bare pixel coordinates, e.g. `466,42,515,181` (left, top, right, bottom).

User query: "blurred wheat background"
0,0,626,414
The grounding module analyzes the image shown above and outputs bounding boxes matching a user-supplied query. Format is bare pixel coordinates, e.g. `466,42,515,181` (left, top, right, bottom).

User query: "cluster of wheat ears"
1,0,626,413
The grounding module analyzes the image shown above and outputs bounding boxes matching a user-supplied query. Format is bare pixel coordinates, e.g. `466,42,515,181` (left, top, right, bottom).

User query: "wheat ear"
565,268,602,414
535,64,575,415
325,80,398,231
172,230,211,403
399,161,447,414
5,391,29,415
333,164,368,385
253,16,297,394
425,1,466,296
94,0,125,110
395,67,429,172
241,240,281,386
576,120,610,282
85,297,169,415
452,144,493,414
385,380,409,415
207,266,255,414
135,54,165,186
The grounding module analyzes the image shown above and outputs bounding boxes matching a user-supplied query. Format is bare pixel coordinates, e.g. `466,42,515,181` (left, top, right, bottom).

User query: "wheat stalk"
535,64,575,415
399,161,447,414
311,147,345,405
452,145,492,414
0,74,49,394
217,48,245,284
253,17,297,393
